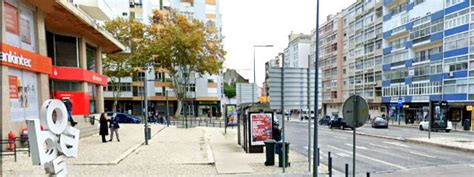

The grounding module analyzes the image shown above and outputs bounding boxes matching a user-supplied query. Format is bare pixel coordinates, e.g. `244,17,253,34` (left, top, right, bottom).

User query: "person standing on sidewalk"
99,113,109,143
109,116,120,142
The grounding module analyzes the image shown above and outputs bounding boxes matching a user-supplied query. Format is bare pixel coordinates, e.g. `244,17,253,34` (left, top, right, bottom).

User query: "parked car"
329,117,349,130
107,112,141,123
319,115,331,125
419,120,452,132
301,109,315,120
371,117,388,128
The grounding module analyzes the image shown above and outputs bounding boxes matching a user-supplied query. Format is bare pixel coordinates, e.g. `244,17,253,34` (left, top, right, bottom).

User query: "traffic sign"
342,95,369,128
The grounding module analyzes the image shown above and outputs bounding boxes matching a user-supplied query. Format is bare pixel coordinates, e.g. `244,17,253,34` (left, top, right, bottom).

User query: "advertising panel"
226,105,237,126
5,1,20,46
250,113,273,145
9,68,39,122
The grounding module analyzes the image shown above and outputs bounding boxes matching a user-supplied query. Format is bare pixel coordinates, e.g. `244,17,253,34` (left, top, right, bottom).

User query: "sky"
220,0,355,86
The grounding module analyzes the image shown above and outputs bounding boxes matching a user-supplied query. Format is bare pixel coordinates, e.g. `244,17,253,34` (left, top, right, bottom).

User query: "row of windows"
445,32,469,51
410,19,443,41
445,9,469,30
383,51,408,64
414,46,443,63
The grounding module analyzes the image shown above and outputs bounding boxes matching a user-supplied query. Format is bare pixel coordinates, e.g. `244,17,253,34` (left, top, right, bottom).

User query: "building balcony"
75,0,114,21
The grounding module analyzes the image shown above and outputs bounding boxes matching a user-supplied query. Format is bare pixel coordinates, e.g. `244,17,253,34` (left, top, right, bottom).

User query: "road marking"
383,141,409,147
336,152,350,157
326,145,408,170
369,143,392,149
345,143,368,150
408,151,435,159
334,136,347,140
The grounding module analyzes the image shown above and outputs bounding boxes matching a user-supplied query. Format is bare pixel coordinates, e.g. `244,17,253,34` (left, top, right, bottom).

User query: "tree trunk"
175,99,182,119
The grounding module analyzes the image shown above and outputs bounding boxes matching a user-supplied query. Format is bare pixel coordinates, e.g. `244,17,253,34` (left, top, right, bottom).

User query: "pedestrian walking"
63,99,77,127
99,113,109,143
109,115,120,142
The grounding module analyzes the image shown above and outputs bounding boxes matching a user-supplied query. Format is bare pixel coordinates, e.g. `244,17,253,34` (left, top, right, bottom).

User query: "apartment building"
103,0,224,117
1,0,124,139
382,0,473,129
284,32,311,68
342,0,385,117
318,13,344,116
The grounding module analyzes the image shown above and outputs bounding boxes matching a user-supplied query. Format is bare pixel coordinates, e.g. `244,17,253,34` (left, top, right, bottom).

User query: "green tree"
224,83,236,98
149,10,226,117
103,17,150,112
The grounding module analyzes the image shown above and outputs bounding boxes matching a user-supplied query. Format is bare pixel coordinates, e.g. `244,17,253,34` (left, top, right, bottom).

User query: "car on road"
371,116,388,128
419,119,452,132
329,117,350,130
319,115,331,125
107,112,141,123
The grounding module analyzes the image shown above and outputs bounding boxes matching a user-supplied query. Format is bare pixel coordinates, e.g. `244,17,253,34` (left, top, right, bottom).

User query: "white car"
419,120,452,132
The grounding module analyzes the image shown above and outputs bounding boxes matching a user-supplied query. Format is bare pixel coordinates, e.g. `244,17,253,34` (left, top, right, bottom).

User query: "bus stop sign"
343,95,369,128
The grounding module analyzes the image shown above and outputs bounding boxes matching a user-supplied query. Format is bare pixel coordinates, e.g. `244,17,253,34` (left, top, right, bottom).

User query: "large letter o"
40,99,68,135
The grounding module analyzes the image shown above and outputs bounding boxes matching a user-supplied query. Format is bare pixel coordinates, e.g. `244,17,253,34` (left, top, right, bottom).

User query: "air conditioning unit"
448,72,454,78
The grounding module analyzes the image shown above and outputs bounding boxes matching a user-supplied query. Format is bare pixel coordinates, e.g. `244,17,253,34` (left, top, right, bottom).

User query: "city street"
285,120,474,176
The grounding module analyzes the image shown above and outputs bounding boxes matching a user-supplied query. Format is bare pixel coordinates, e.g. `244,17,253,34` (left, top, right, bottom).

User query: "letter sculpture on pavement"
27,99,80,177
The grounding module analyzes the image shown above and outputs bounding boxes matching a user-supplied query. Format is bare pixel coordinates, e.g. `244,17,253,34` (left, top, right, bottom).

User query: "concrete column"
80,37,87,69
36,11,50,103
0,66,11,143
96,46,105,113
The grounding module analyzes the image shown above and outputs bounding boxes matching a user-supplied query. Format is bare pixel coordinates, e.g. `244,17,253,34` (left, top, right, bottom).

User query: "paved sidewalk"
2,124,330,176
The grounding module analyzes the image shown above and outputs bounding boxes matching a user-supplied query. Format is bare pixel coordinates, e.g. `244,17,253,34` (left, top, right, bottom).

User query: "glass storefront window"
53,81,82,92
86,45,97,71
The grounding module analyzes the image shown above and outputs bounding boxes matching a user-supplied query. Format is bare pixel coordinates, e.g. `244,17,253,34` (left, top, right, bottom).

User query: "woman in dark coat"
99,113,109,143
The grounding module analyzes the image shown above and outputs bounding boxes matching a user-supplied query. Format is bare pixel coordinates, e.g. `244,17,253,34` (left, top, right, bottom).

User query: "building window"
445,0,464,8
445,32,469,51
47,32,79,67
445,9,469,30
53,81,82,92
86,44,97,71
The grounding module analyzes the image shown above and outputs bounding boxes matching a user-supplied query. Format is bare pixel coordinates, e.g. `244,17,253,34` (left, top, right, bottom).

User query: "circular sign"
342,95,369,128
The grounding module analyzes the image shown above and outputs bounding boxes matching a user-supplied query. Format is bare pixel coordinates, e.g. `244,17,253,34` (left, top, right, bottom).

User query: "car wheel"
445,129,451,133
419,125,423,131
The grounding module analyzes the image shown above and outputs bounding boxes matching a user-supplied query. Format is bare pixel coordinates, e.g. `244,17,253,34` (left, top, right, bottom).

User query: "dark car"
319,115,331,125
108,112,141,123
371,117,388,128
329,117,349,130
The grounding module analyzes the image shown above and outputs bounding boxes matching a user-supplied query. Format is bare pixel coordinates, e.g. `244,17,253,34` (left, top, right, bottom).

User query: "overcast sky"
221,0,354,86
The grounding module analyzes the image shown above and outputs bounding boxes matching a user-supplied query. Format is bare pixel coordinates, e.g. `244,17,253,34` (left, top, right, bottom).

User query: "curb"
404,138,474,153
345,130,474,153
71,126,167,165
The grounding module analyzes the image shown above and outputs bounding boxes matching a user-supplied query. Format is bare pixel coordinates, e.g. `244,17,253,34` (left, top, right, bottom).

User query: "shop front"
49,66,108,115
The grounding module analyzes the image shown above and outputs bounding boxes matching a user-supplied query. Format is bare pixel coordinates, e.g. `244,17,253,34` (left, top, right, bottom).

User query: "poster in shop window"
250,113,273,145
9,68,39,122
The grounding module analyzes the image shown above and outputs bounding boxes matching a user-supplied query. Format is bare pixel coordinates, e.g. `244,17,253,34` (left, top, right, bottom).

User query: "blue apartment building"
382,0,473,129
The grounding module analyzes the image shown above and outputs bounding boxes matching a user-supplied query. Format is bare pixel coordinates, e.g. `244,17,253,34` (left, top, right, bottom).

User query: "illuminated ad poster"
250,113,273,145
226,105,237,126
9,68,39,122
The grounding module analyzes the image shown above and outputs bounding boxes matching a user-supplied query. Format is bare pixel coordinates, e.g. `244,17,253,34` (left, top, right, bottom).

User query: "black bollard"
317,147,320,166
328,152,332,177
345,163,349,177
367,172,370,177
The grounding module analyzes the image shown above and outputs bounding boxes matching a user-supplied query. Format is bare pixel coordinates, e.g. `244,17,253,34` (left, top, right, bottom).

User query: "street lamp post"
314,0,320,176
253,45,273,103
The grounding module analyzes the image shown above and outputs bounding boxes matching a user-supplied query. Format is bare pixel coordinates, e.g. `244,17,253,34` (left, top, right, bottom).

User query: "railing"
0,138,30,162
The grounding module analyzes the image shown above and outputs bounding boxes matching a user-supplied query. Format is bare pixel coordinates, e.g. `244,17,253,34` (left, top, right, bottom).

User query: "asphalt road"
285,120,474,176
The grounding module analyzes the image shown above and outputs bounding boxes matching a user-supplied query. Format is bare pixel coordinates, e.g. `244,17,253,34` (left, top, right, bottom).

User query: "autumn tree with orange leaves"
148,10,226,118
